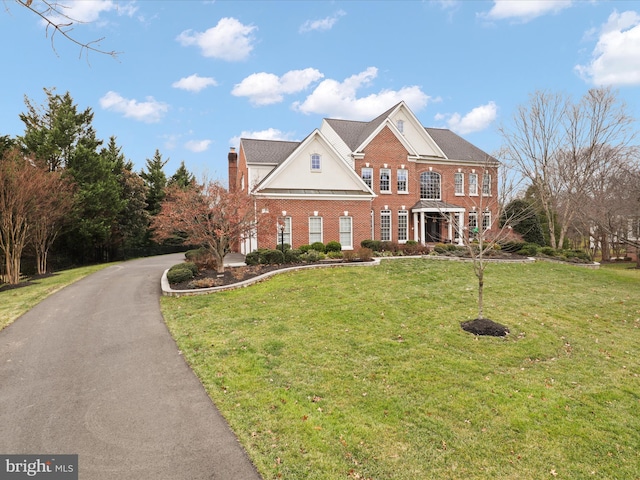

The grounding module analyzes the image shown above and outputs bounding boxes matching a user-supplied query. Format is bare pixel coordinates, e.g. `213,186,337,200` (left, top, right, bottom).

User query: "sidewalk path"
0,254,261,479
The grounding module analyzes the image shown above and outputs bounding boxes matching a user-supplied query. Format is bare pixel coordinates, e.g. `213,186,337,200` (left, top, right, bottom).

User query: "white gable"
258,130,371,193
319,119,354,168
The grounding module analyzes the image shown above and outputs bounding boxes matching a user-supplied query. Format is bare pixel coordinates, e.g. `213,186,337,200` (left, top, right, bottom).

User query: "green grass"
161,260,640,479
0,264,113,330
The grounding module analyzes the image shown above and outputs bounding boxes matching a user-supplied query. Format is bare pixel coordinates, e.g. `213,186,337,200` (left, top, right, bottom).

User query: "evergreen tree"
140,150,168,216
168,160,195,189
502,198,545,245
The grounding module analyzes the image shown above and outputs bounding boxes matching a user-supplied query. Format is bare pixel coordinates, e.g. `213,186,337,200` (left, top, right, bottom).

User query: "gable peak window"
397,119,404,133
310,153,321,172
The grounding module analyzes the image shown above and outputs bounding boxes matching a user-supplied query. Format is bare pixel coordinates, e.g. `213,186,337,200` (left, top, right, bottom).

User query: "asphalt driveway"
0,254,261,479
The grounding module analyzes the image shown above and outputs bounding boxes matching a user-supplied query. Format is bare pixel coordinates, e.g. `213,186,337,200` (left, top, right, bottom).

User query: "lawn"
0,264,113,331
161,259,640,480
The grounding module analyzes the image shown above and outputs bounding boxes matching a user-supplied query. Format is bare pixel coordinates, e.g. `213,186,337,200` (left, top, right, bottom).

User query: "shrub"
327,251,343,259
263,249,285,264
434,243,448,254
360,239,382,252
380,241,398,253
301,249,324,262
539,246,556,257
284,249,303,263
357,247,373,262
299,244,312,253
325,241,342,253
185,247,217,270
311,242,326,253
500,240,526,253
244,251,261,266
183,262,199,276
167,265,195,284
342,250,357,262
185,247,206,262
275,243,290,252
562,249,591,262
516,243,539,256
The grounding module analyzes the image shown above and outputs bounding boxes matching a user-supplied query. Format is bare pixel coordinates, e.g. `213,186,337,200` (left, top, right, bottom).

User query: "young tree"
151,179,274,273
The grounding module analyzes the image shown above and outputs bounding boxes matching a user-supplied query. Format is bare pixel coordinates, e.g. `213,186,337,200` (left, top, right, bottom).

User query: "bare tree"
8,0,119,59
0,149,42,284
500,87,637,250
151,179,275,274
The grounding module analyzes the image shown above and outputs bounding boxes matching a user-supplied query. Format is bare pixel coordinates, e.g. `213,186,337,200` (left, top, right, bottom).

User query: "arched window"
420,171,441,200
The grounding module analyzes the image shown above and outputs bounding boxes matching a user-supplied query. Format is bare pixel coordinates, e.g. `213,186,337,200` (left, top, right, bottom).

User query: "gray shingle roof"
324,103,398,152
241,138,299,165
425,128,497,164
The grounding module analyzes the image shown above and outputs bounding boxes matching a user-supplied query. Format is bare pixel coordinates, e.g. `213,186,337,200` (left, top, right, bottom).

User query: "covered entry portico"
411,200,465,245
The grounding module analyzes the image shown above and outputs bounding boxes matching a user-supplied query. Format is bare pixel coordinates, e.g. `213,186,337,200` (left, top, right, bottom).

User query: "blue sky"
1,0,639,180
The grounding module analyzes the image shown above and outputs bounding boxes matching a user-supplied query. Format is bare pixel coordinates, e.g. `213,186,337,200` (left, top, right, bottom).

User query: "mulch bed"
169,263,307,290
0,273,56,293
460,318,510,337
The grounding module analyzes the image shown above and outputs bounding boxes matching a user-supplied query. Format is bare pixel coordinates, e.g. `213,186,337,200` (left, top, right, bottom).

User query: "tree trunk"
601,233,610,262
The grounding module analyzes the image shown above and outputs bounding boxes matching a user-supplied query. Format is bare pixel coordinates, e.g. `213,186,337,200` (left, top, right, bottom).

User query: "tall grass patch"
162,260,640,479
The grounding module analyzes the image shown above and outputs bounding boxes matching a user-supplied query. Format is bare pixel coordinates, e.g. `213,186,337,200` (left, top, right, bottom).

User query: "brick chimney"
228,146,238,192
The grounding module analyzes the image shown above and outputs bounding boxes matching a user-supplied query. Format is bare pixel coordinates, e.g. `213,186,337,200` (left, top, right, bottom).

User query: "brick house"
229,101,499,253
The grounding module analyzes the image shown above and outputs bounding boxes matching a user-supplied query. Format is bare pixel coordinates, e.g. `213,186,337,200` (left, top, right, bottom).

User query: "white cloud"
575,10,640,86
293,67,431,120
438,102,498,134
42,0,136,25
172,74,218,92
299,10,346,33
176,17,256,61
229,128,295,146
481,0,572,23
99,91,169,123
184,139,212,153
232,68,324,106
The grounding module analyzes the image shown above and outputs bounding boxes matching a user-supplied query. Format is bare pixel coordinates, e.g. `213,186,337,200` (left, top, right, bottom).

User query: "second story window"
420,171,441,200
361,167,373,189
311,154,321,171
454,172,464,195
380,168,391,193
469,173,478,196
482,172,492,196
397,169,408,193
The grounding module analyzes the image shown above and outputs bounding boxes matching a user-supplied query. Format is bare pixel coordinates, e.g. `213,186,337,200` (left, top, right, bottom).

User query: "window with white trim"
380,210,391,241
361,167,373,189
454,172,464,195
397,119,404,133
398,210,408,243
277,217,291,246
397,169,408,193
310,154,321,171
482,172,491,196
380,168,391,193
309,216,323,244
420,171,441,200
469,173,478,196
482,212,492,231
339,216,353,249
469,212,478,231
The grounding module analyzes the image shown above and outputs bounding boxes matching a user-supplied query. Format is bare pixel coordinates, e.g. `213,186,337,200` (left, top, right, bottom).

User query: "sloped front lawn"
161,260,640,479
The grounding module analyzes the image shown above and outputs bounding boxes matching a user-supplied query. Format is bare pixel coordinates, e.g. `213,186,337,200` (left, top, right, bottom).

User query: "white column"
420,212,425,244
456,212,464,245
447,213,453,243
413,212,419,242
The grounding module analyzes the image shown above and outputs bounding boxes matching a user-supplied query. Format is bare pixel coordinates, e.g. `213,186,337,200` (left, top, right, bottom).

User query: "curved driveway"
0,254,261,479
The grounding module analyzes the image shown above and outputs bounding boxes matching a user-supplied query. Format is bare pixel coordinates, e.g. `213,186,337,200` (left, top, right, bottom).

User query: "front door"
425,215,440,243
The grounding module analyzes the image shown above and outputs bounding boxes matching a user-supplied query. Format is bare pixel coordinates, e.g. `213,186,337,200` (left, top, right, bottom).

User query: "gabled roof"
425,128,497,164
324,103,399,152
241,138,299,165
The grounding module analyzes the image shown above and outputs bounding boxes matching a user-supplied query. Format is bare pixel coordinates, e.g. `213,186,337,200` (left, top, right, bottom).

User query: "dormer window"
397,119,404,133
310,154,321,172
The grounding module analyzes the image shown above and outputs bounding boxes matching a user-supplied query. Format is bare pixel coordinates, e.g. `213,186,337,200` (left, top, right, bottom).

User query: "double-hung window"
380,210,391,241
482,212,492,231
454,172,464,195
469,173,478,196
339,216,353,249
277,216,291,246
398,210,408,243
469,212,478,232
309,216,323,244
482,172,491,196
361,167,373,189
397,169,408,193
380,168,391,193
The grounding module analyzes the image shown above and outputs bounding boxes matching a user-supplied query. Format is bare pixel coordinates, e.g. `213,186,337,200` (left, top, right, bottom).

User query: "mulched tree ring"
461,318,510,337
